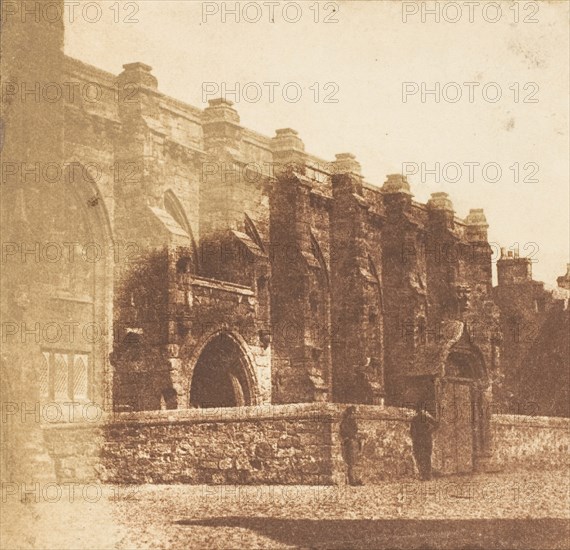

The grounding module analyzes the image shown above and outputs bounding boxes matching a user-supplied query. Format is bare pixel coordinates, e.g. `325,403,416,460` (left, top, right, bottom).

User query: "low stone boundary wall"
339,406,416,483
42,404,415,485
491,414,570,471
41,407,570,485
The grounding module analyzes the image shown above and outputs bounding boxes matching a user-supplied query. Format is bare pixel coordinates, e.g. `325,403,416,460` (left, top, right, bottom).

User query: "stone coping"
191,276,254,296
41,403,413,430
40,405,570,431
65,55,117,87
492,414,570,429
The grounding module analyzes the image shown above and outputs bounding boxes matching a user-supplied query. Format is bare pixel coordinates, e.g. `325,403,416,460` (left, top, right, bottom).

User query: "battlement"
58,56,485,235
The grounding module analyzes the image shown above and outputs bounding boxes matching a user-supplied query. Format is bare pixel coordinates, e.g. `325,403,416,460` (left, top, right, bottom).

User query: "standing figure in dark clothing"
340,406,364,486
410,404,439,480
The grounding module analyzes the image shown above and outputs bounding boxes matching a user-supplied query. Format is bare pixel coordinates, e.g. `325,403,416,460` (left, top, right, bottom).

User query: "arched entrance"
433,348,486,475
189,333,256,408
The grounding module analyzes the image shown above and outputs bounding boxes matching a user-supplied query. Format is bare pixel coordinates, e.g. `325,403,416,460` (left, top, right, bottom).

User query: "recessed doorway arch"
189,332,258,408
434,346,487,475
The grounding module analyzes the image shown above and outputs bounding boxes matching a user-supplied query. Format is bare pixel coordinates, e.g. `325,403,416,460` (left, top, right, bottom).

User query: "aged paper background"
1,1,569,549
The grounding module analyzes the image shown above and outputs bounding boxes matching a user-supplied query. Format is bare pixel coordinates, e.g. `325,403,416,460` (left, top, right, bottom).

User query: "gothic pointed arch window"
164,190,192,235
164,189,199,268
34,163,114,410
367,252,384,312
244,212,266,254
310,230,329,286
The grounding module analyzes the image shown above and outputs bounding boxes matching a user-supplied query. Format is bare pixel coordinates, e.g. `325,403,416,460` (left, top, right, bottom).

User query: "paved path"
1,469,568,549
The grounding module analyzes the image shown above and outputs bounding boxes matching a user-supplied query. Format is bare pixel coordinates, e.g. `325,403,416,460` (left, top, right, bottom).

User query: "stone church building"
1,1,567,484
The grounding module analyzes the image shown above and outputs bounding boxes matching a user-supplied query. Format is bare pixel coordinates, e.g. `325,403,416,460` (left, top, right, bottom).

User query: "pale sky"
64,0,569,286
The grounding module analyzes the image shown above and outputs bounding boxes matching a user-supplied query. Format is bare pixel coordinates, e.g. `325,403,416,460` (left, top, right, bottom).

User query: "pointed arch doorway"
189,332,257,408
433,347,487,475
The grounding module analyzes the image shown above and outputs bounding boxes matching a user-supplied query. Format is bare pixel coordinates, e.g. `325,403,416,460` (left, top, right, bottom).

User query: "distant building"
494,257,569,417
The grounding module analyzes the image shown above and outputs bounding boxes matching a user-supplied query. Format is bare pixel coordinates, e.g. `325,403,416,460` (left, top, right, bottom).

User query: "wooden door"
434,381,474,475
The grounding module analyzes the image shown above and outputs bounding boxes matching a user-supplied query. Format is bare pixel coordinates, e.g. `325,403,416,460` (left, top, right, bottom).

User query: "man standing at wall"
340,406,364,485
410,403,439,481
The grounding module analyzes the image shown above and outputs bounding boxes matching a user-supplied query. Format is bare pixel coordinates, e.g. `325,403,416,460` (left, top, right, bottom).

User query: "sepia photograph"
0,1,569,548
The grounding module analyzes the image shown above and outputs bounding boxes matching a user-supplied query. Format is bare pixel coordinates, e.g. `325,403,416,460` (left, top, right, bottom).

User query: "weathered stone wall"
43,422,105,483
491,414,570,471
268,169,335,404
41,409,570,485
42,404,414,485
330,173,385,404
339,407,416,483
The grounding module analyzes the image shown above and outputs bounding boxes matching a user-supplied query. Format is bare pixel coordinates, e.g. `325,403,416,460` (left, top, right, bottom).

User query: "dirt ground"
1,469,568,549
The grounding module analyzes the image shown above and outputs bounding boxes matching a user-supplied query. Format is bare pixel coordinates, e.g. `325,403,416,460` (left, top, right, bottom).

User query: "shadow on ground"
175,517,569,549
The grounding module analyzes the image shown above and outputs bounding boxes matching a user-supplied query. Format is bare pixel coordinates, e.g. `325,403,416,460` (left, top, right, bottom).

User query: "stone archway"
189,332,258,408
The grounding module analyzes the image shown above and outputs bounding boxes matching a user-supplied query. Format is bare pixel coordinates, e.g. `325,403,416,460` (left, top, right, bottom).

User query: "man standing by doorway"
340,406,364,485
410,403,439,480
